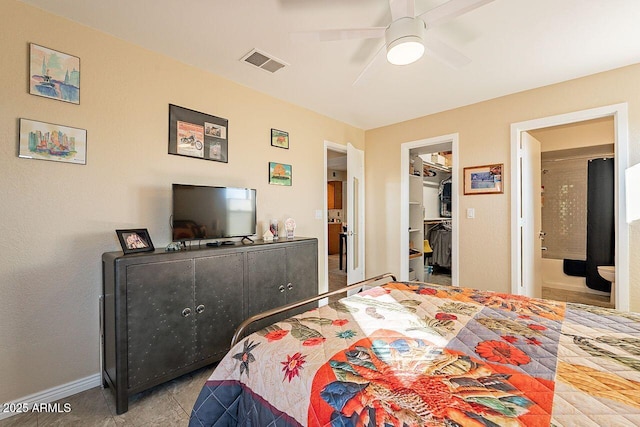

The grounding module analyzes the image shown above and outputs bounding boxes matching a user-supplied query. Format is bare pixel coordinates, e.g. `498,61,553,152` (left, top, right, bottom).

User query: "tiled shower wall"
541,158,587,260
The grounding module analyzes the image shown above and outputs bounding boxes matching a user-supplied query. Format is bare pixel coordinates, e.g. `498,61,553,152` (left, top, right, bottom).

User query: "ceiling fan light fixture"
385,17,427,66
386,37,425,65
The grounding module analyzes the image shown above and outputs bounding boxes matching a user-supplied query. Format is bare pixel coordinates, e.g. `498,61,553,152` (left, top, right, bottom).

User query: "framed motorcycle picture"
168,104,228,163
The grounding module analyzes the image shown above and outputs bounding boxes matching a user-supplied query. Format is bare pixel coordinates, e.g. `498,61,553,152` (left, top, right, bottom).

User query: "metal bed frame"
230,272,397,346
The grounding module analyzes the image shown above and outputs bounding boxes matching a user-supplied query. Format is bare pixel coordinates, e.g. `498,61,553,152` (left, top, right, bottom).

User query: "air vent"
241,49,288,73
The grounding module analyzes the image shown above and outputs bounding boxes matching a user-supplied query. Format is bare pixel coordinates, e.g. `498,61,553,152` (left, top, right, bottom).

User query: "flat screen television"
172,184,257,241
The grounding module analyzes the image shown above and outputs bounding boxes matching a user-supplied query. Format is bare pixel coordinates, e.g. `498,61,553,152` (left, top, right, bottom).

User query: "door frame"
400,134,459,284
510,103,629,310
323,141,366,292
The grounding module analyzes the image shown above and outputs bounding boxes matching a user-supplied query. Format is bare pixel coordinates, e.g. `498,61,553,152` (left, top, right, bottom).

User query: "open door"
520,132,542,298
347,143,365,287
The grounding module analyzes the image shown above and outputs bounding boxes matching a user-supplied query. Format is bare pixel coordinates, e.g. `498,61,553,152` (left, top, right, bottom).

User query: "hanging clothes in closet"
426,221,452,269
439,177,452,218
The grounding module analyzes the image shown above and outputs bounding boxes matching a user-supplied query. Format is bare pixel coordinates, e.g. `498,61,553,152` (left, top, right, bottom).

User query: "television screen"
172,184,256,241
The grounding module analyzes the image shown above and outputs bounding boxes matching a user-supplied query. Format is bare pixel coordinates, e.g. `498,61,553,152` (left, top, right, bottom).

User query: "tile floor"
542,286,614,308
0,365,214,427
328,253,347,303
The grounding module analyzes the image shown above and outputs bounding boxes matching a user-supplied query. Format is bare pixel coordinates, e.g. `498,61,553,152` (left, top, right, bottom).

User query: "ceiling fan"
292,0,494,84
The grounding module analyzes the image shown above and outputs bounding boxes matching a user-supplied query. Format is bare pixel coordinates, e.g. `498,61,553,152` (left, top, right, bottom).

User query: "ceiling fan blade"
419,0,494,28
424,36,471,69
291,27,386,42
389,0,415,21
353,44,386,86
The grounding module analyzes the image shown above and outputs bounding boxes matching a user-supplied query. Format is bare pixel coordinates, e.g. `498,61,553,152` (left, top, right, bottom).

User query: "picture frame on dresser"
115,228,155,254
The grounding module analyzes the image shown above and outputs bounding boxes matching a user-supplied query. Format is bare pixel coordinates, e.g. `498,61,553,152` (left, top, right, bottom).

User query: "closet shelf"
409,228,421,233
423,160,451,173
409,251,423,260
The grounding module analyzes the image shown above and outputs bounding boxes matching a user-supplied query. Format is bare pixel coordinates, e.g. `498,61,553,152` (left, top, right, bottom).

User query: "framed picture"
19,118,87,164
269,162,292,186
29,43,80,104
168,104,228,163
116,229,155,254
271,128,289,149
464,164,503,195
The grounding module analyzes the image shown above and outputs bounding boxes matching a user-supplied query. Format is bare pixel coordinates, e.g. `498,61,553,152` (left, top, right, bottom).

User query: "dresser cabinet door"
126,259,194,389
285,241,318,317
246,248,287,332
194,253,244,361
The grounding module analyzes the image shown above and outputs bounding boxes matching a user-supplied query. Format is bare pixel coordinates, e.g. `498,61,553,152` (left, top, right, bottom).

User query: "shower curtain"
586,158,614,292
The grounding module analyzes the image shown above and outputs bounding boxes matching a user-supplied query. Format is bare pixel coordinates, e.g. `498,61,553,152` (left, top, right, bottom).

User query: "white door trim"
400,134,459,284
510,103,629,310
323,141,347,294
347,143,365,285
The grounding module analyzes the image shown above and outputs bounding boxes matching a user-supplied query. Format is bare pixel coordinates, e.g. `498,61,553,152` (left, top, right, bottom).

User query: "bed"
189,276,640,426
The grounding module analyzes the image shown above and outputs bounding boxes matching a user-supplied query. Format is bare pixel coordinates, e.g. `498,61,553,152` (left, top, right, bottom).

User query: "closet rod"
424,218,451,225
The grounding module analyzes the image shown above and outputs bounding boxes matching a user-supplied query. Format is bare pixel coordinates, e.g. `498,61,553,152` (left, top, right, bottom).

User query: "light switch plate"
467,208,475,219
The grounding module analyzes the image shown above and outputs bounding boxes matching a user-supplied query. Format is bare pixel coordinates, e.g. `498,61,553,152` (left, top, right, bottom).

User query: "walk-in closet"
408,148,453,285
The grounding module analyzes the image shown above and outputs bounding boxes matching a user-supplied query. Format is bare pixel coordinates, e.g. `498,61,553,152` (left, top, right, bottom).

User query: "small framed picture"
116,229,155,254
19,118,87,164
269,162,292,186
271,128,289,149
464,164,503,195
29,43,80,104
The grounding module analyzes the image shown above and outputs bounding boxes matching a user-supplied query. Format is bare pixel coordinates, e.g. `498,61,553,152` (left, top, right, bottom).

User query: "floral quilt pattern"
190,282,640,426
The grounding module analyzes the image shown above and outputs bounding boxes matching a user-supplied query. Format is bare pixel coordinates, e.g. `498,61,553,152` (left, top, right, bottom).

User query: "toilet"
597,266,616,306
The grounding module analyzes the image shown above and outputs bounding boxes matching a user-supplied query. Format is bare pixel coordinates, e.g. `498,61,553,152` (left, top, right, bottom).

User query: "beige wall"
531,117,614,152
365,64,640,308
0,1,363,403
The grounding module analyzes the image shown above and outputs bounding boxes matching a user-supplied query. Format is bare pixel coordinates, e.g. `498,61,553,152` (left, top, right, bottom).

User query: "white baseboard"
0,372,102,421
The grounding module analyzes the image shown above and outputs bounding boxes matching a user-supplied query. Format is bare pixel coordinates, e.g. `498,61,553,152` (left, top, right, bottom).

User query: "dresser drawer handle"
196,304,205,314
279,285,285,293
287,283,293,291
181,308,192,317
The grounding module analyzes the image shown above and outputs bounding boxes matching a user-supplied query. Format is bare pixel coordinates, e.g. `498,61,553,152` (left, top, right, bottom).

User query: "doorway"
511,104,630,310
324,142,365,299
400,134,459,285
326,146,347,298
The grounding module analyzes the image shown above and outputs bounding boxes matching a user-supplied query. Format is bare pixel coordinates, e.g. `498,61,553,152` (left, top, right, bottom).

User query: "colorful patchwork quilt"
189,282,640,426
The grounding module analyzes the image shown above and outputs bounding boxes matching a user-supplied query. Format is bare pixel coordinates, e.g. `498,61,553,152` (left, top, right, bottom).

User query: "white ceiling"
20,0,640,130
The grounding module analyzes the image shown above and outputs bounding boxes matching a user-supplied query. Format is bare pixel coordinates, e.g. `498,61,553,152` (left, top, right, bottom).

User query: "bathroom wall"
536,117,615,261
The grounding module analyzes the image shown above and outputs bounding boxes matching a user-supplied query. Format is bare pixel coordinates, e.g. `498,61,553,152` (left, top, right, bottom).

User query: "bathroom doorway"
511,104,630,310
533,120,615,307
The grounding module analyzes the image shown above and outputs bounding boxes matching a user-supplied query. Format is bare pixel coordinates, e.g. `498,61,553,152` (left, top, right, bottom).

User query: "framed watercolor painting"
269,162,292,186
19,118,87,165
29,43,80,104
168,104,228,163
464,164,503,195
271,129,289,149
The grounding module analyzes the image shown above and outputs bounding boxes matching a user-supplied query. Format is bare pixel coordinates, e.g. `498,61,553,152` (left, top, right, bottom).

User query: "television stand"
102,237,317,414
241,236,254,244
